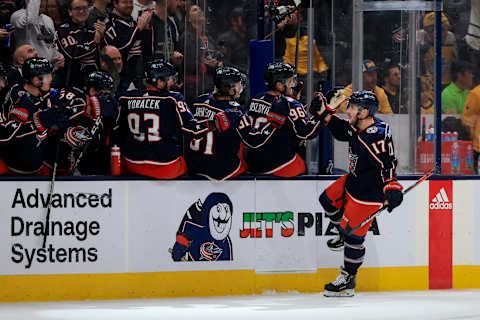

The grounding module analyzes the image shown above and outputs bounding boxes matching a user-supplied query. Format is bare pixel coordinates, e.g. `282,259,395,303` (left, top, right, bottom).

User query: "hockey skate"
324,266,356,297
326,232,344,251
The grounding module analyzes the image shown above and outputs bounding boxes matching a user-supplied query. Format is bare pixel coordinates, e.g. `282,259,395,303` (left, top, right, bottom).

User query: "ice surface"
1,290,479,320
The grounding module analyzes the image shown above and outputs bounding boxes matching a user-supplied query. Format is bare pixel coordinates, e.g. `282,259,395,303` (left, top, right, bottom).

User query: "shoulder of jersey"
119,89,145,98
285,96,300,104
169,91,186,101
361,120,389,140
194,93,212,104
58,22,70,29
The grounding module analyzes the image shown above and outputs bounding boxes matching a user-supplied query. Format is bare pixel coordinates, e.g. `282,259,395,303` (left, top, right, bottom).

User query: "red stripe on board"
428,180,452,289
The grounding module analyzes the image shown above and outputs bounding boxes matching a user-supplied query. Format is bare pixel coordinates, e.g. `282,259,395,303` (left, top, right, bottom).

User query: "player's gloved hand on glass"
33,106,69,131
325,86,346,107
171,233,191,261
383,180,403,212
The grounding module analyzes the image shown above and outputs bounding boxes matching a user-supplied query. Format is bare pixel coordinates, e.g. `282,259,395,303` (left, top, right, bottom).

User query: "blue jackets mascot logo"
170,193,233,261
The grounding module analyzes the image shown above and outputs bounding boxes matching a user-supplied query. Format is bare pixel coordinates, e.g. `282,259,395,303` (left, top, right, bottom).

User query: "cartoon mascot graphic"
170,193,233,261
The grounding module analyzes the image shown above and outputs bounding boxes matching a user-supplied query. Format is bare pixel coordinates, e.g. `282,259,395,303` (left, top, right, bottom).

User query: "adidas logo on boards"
429,187,453,210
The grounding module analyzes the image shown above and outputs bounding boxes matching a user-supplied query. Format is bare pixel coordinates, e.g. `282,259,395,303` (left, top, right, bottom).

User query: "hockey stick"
71,116,103,174
344,169,434,236
42,144,60,248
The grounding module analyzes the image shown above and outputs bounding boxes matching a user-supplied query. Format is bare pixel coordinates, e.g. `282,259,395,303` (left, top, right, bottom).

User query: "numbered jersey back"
186,94,243,180
117,89,187,163
244,93,299,174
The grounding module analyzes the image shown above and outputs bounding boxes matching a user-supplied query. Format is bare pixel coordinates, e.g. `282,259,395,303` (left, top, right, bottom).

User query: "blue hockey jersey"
186,93,244,180
326,114,398,202
238,92,322,174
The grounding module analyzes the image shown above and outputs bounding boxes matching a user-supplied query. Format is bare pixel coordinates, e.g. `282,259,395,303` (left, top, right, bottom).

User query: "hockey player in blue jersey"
171,192,233,261
114,59,240,179
310,90,403,297
186,67,248,181
238,62,324,177
4,57,68,175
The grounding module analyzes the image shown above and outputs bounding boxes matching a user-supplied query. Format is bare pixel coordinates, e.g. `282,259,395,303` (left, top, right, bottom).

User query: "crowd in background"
0,0,479,177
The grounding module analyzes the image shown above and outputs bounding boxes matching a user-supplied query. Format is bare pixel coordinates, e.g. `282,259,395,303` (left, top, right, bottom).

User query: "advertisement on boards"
0,179,422,276
0,181,126,275
429,180,453,289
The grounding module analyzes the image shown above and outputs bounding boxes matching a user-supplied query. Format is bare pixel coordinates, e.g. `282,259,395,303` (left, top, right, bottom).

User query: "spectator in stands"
217,7,248,73
338,59,393,114
174,0,185,34
273,7,298,61
382,63,406,114
86,0,111,26
419,12,457,89
0,0,17,64
10,0,65,67
99,45,122,91
56,0,105,87
131,0,154,21
442,60,474,115
179,3,223,102
106,0,151,90
420,75,435,114
42,0,64,26
462,84,480,174
7,44,38,87
142,0,182,66
283,13,328,101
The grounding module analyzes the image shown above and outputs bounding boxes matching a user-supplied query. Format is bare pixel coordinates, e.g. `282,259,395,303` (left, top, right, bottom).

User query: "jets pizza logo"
170,193,233,262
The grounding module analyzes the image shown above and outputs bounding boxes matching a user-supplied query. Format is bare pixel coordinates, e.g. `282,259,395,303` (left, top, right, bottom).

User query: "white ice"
1,290,480,320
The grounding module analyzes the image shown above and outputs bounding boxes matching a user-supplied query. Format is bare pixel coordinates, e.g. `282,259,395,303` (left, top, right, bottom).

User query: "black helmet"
264,62,295,90
22,57,52,82
348,90,379,116
214,67,246,92
85,71,114,92
145,59,177,85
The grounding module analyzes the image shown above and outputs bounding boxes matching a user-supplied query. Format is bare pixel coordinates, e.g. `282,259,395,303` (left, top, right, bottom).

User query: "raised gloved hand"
326,86,347,109
383,179,403,212
33,106,69,131
171,233,191,261
309,92,334,121
209,109,243,133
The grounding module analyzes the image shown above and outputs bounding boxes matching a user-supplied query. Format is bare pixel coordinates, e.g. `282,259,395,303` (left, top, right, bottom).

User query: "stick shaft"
346,170,434,235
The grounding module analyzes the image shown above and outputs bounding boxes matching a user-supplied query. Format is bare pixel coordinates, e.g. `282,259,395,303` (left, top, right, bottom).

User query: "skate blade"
327,246,344,252
323,289,354,297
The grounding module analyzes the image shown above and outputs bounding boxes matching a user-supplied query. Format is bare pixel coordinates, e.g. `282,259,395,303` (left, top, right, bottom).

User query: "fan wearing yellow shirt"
337,59,393,114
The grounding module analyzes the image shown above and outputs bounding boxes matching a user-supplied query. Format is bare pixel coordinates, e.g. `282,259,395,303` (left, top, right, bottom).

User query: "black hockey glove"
309,92,332,121
98,94,117,118
171,233,191,261
33,107,69,131
383,180,403,212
